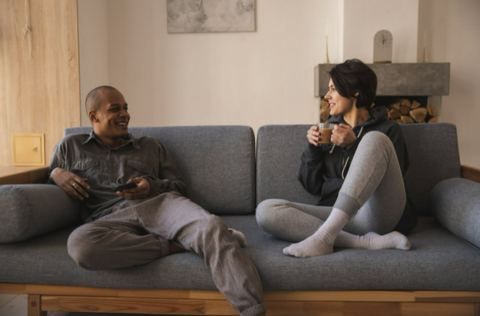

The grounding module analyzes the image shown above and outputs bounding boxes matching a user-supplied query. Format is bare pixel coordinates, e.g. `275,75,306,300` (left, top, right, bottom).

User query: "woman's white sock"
334,231,411,250
283,208,349,258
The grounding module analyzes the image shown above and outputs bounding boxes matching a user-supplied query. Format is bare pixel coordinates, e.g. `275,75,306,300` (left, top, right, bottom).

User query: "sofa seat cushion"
1,216,479,291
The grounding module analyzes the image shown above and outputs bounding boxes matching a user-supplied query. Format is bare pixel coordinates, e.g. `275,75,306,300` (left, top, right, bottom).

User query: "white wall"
343,0,419,63
418,0,480,168
79,0,343,133
78,0,109,127
78,0,480,168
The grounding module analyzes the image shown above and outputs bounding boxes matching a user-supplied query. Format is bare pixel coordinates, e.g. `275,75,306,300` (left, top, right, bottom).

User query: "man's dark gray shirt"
48,132,187,222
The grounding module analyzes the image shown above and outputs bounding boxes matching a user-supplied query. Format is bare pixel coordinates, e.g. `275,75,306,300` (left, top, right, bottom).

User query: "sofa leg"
28,295,47,316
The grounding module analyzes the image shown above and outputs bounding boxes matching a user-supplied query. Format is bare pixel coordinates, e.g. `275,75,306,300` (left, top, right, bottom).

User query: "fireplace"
314,63,450,124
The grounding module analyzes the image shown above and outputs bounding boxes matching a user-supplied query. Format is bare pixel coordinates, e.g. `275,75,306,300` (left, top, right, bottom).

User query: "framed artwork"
167,0,255,33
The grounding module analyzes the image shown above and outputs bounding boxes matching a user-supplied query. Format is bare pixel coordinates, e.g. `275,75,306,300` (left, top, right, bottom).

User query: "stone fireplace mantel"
314,63,450,97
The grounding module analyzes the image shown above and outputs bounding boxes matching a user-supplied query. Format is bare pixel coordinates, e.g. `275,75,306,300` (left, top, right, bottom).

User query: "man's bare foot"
228,228,247,247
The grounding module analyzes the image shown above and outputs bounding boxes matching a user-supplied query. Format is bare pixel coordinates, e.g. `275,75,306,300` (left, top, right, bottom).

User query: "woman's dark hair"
328,59,377,109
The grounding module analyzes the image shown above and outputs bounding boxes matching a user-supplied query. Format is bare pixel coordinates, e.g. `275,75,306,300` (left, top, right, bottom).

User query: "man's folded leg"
68,191,266,316
67,219,170,270
126,191,266,316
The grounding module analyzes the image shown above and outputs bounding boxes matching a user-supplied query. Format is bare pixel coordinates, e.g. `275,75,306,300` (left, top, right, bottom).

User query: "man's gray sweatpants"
256,131,406,241
68,191,266,316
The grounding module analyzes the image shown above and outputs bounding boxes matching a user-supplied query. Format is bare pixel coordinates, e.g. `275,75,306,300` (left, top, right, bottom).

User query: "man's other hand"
117,177,150,200
50,167,90,201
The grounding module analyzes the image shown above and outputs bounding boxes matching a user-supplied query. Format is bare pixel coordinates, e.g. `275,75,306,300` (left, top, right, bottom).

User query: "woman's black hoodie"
298,106,417,234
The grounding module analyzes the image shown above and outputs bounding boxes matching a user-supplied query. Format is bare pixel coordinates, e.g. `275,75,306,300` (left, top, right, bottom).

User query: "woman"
256,59,417,258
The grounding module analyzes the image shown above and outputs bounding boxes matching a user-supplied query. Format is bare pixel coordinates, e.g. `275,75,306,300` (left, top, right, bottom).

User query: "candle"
423,29,428,49
326,18,329,37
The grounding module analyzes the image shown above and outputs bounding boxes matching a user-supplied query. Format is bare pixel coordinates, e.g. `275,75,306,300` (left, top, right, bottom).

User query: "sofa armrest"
431,178,480,248
0,184,82,243
462,165,480,183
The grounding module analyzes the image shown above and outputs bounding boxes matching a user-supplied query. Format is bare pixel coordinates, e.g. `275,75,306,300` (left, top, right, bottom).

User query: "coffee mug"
317,122,334,145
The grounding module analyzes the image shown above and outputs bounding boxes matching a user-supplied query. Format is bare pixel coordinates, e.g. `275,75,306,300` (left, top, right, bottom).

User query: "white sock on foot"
334,231,411,250
283,208,349,258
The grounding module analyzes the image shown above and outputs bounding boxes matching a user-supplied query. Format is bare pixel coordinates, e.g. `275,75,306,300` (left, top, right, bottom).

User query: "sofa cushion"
256,125,320,207
64,126,256,215
1,216,479,291
0,184,82,243
256,123,462,215
431,178,480,248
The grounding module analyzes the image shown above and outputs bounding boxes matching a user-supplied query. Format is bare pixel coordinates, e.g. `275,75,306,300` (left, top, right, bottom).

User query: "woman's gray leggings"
256,131,406,242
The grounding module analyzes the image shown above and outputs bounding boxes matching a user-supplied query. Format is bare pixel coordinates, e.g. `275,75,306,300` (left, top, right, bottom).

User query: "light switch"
12,134,45,166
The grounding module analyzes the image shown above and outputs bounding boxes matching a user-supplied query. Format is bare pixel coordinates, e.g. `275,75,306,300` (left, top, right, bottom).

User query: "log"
428,116,438,123
401,99,412,108
411,100,421,109
320,108,330,122
320,99,330,122
391,102,401,110
388,109,401,120
427,105,437,116
321,99,329,109
400,105,410,115
401,115,415,124
410,108,428,123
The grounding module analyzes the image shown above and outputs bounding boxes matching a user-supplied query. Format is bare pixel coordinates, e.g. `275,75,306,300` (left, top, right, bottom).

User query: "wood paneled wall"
0,0,80,166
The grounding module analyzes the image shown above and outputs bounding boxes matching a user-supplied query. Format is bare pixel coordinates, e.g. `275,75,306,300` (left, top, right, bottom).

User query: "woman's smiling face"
324,78,356,117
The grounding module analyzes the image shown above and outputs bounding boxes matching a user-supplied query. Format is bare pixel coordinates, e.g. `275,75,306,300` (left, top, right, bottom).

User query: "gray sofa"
1,123,480,316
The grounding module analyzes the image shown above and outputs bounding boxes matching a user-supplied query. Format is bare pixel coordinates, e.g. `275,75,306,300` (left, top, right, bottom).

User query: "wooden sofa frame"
1,165,480,316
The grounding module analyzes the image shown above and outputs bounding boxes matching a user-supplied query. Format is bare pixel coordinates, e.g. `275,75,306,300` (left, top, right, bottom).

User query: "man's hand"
307,125,320,146
116,177,150,200
50,167,90,201
331,124,357,148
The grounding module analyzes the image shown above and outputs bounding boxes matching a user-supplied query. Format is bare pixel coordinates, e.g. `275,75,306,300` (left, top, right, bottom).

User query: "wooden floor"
0,294,202,316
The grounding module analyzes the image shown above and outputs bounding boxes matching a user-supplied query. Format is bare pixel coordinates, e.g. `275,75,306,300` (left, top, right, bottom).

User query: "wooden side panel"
0,166,49,184
414,291,480,303
41,296,238,315
0,0,80,167
41,295,476,316
266,301,475,316
27,295,47,316
2,284,480,303
462,165,480,183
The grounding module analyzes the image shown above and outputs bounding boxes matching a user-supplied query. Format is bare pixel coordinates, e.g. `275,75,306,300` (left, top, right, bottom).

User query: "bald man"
48,86,266,316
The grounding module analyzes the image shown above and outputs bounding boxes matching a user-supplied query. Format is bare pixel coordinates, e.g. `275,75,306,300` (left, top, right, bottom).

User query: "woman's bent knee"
360,131,394,152
256,199,288,230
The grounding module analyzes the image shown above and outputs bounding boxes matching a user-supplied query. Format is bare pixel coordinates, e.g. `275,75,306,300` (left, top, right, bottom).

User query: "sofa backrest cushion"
401,123,461,214
256,123,461,216
64,126,256,215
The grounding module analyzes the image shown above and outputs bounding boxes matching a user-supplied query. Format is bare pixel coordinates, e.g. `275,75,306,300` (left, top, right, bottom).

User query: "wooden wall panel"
0,0,80,167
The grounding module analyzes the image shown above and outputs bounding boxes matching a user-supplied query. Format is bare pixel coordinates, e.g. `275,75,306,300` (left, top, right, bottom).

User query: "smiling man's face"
92,89,130,142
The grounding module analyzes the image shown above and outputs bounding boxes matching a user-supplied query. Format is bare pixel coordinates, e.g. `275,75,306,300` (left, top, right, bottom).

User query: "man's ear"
88,110,99,124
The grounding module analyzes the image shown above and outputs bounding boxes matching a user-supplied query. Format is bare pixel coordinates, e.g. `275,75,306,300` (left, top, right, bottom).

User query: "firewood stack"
386,99,438,124
320,99,330,122
319,98,438,124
